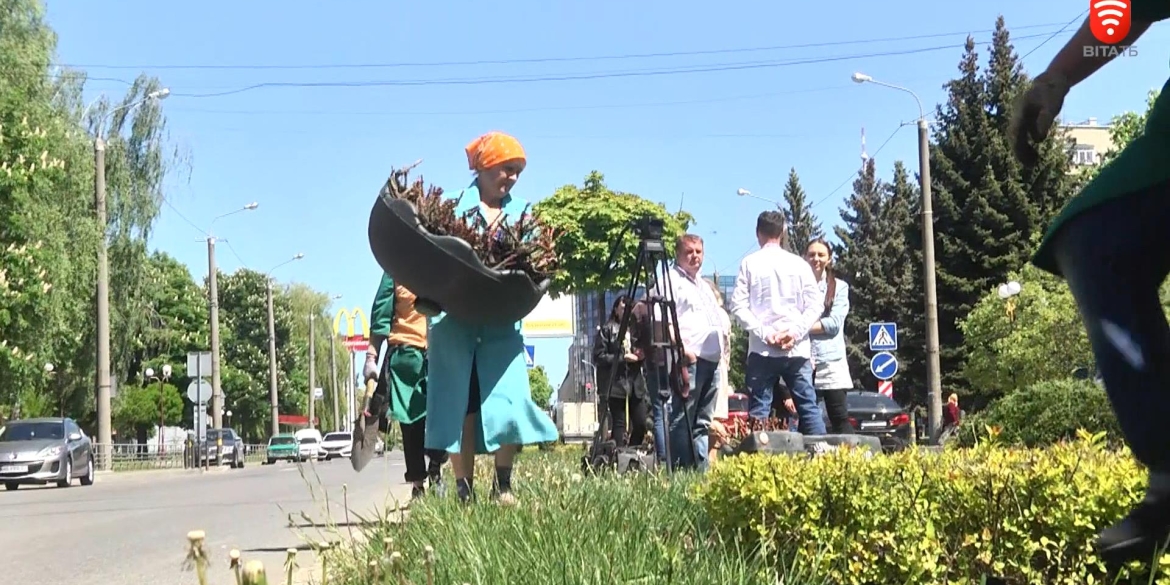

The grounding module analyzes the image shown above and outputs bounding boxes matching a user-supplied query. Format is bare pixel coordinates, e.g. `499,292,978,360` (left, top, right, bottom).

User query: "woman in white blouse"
805,239,853,434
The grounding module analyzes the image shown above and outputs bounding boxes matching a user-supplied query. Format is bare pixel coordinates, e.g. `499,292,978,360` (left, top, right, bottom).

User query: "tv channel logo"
1089,0,1131,44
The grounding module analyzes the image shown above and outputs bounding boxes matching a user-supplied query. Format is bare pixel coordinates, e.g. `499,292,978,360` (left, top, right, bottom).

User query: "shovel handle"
364,379,377,400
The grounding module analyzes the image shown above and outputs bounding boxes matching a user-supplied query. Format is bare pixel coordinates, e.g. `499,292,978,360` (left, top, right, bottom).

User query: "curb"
95,465,232,480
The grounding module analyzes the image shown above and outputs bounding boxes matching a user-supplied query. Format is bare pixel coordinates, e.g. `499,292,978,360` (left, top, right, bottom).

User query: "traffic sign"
868,322,898,351
186,351,212,378
524,345,535,368
870,352,899,381
186,379,212,404
877,380,893,398
313,387,324,400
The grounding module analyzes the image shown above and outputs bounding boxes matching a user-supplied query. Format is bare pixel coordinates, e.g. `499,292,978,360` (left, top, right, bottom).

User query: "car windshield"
324,433,351,442
270,437,296,446
299,437,317,444
0,421,65,442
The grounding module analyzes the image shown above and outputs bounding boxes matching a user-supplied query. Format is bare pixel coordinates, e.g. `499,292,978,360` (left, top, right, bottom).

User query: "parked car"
825,391,912,451
319,432,353,460
265,434,300,464
205,428,245,468
0,417,95,490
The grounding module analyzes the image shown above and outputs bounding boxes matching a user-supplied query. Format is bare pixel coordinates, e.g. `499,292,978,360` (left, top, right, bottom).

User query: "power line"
51,21,1073,71
167,32,1072,99
811,125,905,211
1021,9,1088,61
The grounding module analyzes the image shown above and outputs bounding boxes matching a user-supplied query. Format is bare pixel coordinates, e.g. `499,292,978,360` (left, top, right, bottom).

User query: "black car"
823,391,913,451
203,428,245,468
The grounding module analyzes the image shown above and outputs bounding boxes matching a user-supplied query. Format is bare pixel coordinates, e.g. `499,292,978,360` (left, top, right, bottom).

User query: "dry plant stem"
424,545,435,585
284,548,297,585
230,549,243,585
186,530,209,585
343,483,356,547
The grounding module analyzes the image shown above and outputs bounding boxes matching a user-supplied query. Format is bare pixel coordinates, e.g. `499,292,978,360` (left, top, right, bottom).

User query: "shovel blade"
350,380,382,473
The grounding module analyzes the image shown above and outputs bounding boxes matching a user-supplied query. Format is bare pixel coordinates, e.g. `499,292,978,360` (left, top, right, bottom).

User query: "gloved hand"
362,355,379,382
1009,71,1070,166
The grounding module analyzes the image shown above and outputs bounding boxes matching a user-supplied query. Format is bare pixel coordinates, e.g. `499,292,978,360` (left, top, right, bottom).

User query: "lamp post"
308,293,343,431
851,71,944,444
205,202,259,431
265,253,305,436
84,87,170,471
145,364,173,458
43,363,59,417
735,188,782,209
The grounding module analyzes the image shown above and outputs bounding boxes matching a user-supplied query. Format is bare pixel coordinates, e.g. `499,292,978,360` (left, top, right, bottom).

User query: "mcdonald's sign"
333,308,370,352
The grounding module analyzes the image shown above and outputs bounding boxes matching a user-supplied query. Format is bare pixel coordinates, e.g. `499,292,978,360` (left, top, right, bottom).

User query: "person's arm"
1040,16,1152,89
792,262,825,342
730,258,777,342
592,327,617,365
810,280,850,339
367,273,396,362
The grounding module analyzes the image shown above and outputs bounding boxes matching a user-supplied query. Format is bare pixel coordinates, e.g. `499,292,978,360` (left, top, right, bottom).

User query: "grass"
329,446,817,584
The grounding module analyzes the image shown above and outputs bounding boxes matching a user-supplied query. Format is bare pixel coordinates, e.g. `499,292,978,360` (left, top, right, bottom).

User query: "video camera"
630,215,665,242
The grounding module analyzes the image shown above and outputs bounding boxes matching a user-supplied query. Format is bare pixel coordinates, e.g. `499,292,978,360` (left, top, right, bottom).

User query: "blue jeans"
745,353,826,435
648,358,720,472
1053,181,1170,473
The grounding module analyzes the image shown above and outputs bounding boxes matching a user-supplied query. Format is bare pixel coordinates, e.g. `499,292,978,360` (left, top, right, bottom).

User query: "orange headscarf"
465,131,526,172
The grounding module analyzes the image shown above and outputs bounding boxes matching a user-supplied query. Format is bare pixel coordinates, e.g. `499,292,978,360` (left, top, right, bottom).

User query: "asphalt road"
1,452,413,585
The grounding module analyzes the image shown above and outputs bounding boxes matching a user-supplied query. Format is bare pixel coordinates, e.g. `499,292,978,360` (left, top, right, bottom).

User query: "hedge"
693,432,1167,584
959,378,1122,448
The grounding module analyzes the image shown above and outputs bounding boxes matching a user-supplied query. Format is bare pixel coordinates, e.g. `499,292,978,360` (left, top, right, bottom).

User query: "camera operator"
644,233,729,472
592,295,649,447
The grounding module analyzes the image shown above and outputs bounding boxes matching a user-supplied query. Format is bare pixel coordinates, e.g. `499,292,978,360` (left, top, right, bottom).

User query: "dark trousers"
400,417,448,483
816,389,851,434
607,395,649,447
1053,180,1170,473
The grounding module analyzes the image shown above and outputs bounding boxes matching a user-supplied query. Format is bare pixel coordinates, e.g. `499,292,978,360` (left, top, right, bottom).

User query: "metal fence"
93,442,270,472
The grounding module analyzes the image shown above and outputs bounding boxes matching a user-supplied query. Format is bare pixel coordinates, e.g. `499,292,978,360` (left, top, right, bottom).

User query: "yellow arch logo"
333,308,370,339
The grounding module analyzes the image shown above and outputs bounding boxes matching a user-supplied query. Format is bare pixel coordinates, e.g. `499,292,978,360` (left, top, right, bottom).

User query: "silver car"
0,417,95,490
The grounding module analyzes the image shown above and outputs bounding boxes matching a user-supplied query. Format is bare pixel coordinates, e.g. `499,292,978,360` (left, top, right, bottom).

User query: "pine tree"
782,167,823,254
885,161,926,404
833,158,887,391
928,19,1074,394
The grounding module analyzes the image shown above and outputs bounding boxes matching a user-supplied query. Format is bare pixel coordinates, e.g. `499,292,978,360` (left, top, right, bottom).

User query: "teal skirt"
423,313,559,454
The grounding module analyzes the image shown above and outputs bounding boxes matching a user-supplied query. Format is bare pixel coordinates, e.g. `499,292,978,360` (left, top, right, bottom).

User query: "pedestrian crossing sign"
524,344,535,368
868,322,898,351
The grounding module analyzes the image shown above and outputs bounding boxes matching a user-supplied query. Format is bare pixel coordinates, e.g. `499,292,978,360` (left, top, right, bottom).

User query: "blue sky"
44,0,1169,315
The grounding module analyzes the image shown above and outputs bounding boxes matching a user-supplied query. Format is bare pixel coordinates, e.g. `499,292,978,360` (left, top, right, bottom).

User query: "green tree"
532,171,693,297
957,264,1093,404
781,167,822,254
112,381,183,445
528,366,553,410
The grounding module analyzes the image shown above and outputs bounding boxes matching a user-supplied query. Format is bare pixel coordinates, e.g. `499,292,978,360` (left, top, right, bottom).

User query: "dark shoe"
411,484,426,500
1096,496,1170,566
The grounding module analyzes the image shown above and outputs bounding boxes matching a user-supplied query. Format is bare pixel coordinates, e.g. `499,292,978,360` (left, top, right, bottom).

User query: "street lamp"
324,293,343,432
851,71,944,444
145,364,172,457
735,188,782,208
205,202,260,432
309,293,345,431
265,253,305,436
87,86,171,472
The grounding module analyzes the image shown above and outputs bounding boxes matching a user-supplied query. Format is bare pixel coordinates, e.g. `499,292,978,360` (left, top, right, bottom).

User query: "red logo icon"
1089,0,1131,44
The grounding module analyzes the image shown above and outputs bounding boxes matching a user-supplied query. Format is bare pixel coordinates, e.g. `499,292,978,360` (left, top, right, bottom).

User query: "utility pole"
851,72,944,443
329,333,339,432
918,117,943,443
309,314,317,429
93,137,112,471
207,236,224,429
266,280,280,437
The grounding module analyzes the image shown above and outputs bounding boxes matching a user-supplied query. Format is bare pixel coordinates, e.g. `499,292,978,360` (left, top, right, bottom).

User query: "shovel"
350,379,382,472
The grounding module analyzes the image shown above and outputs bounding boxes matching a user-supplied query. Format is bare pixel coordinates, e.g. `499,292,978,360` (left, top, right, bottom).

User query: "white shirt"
729,243,823,359
652,265,728,362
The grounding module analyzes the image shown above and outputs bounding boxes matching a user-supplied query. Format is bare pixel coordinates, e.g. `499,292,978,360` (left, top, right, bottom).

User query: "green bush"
959,378,1122,448
694,434,1167,584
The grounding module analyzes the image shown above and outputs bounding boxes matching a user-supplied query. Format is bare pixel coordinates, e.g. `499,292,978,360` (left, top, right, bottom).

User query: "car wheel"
57,458,72,488
237,454,244,468
80,456,95,486
4,482,18,491
266,458,275,465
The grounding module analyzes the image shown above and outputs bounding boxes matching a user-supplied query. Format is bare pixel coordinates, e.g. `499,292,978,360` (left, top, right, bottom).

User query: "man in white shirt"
644,233,729,471
730,211,827,435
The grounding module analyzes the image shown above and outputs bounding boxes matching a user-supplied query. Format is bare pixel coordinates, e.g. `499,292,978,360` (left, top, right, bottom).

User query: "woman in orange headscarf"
424,131,560,505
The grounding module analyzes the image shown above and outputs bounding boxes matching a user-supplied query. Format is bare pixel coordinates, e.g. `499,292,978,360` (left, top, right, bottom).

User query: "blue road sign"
870,352,899,381
524,344,535,368
868,322,898,351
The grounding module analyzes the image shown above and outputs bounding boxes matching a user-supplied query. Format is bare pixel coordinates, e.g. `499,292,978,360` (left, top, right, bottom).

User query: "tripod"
585,217,702,474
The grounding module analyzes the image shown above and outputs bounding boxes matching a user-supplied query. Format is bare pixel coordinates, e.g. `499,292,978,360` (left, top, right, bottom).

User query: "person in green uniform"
361,274,447,499
1011,4,1170,564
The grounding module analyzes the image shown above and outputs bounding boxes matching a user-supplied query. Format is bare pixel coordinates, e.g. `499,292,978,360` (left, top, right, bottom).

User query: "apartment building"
1062,117,1115,168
